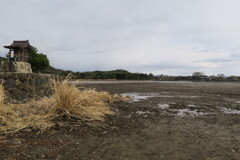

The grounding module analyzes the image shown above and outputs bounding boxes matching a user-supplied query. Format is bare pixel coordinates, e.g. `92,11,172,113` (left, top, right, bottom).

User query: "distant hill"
73,70,154,80
39,66,154,80
39,66,67,75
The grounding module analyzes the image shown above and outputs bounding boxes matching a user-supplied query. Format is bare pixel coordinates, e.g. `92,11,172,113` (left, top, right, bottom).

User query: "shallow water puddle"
158,103,240,116
159,95,174,98
174,109,209,117
121,92,173,102
158,104,170,109
221,108,240,114
121,93,158,102
178,95,200,98
158,103,212,117
224,98,240,104
121,92,200,102
135,111,153,115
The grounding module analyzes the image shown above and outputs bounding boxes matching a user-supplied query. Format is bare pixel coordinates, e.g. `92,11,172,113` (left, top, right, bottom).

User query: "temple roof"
4,40,30,49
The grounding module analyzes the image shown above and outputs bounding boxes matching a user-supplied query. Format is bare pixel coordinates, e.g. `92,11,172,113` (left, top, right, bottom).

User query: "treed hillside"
74,70,154,80
40,67,154,80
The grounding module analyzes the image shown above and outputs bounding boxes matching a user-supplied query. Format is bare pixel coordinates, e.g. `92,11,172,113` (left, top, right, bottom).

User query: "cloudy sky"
0,0,240,76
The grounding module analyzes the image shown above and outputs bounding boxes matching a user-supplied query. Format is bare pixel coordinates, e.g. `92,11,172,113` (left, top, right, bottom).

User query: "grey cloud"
199,58,232,63
1,0,240,75
230,53,240,58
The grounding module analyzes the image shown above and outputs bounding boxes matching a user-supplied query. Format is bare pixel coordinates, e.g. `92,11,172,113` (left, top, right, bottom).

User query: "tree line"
72,70,154,80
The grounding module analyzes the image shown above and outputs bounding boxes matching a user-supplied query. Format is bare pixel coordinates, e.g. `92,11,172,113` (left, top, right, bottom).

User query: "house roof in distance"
4,40,30,49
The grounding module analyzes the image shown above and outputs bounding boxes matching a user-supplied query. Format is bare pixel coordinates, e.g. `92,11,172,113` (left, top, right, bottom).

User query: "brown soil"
1,81,240,160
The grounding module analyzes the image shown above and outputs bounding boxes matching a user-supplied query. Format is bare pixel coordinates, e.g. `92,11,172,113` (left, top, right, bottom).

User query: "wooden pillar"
20,50,22,61
8,49,13,72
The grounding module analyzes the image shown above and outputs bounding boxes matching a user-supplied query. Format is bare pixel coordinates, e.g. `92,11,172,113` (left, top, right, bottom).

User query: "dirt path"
1,81,240,160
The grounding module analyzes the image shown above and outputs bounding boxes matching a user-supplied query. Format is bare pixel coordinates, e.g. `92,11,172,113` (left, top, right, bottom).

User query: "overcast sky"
0,0,240,76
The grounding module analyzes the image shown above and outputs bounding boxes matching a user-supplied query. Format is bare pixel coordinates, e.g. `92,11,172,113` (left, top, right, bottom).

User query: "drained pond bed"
1,81,240,160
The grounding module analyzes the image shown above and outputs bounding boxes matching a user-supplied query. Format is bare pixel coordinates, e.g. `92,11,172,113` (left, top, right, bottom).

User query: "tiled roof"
4,40,30,49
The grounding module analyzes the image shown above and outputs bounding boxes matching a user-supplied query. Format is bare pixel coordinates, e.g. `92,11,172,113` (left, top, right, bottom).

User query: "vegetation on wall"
28,46,50,72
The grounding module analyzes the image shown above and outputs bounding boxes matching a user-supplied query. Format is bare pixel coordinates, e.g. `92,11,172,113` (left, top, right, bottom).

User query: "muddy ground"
1,81,240,160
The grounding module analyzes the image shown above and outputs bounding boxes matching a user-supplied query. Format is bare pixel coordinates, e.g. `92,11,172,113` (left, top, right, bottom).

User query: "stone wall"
13,62,32,73
0,72,60,103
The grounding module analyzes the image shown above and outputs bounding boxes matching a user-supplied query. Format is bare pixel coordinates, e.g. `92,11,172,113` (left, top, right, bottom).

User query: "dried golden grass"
0,98,55,134
0,84,5,114
0,84,5,105
0,80,128,134
50,80,114,121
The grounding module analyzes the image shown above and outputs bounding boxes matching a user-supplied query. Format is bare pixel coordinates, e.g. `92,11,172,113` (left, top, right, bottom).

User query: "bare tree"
217,74,225,78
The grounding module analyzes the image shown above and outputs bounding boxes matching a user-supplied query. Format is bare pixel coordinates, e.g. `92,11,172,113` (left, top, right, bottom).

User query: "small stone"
15,79,22,86
0,78,5,84
22,128,33,132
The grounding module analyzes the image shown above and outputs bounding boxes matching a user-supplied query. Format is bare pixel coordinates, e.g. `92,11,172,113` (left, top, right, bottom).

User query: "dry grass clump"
0,100,55,134
0,84,5,105
0,80,128,134
0,84,5,115
51,80,114,121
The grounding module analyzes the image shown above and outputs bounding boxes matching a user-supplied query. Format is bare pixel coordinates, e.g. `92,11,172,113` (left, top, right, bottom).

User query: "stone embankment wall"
0,72,60,103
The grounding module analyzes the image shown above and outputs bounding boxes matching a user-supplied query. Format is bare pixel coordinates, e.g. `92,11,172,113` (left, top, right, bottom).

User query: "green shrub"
28,46,50,72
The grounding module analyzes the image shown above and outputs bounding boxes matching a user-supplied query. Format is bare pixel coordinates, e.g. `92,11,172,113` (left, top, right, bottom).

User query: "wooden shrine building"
4,40,31,62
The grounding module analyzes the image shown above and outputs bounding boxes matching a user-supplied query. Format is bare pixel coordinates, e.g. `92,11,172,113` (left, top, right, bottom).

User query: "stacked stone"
0,73,60,103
